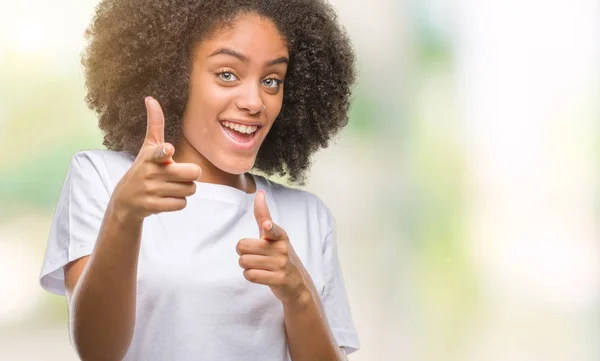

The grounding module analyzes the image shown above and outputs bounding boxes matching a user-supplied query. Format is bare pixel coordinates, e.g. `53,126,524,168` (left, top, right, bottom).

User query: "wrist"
282,283,314,311
107,198,144,227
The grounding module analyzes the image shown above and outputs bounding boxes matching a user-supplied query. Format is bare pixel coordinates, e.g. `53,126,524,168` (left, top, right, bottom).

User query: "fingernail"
161,145,168,156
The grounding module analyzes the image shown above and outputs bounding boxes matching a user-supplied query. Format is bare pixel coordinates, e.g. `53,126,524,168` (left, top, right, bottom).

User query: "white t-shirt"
39,149,359,360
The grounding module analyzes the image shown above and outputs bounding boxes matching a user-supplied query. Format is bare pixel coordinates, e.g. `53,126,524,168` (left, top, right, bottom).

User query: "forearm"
70,203,143,361
284,288,345,361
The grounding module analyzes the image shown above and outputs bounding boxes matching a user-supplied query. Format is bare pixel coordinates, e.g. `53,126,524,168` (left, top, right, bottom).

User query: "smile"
221,120,259,134
219,120,263,151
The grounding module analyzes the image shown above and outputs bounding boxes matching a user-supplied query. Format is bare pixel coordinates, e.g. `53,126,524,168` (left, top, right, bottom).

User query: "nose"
235,82,265,115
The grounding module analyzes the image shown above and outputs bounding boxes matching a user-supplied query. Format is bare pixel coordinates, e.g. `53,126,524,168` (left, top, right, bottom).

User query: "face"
179,13,289,175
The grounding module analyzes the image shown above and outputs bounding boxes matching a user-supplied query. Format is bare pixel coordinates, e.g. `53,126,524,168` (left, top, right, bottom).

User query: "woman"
39,0,359,360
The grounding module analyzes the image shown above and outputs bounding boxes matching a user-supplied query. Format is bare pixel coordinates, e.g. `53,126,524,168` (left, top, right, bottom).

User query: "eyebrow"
208,47,289,66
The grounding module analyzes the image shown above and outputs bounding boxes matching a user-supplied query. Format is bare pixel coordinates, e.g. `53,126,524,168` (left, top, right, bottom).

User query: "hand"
236,190,311,304
109,96,203,223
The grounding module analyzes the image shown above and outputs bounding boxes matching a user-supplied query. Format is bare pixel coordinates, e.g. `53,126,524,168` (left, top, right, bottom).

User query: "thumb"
253,190,272,239
142,96,174,164
144,96,165,146
152,142,175,164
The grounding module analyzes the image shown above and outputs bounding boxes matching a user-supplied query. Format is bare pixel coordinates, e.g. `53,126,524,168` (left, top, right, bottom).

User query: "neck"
172,137,255,194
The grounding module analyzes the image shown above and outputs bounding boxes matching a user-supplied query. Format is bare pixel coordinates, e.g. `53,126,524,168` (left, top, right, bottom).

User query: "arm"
63,97,201,361
236,191,345,361
238,192,348,361
283,288,347,361
64,205,143,361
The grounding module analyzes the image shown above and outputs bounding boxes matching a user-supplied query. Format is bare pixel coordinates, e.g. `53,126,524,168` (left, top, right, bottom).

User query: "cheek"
206,86,236,108
189,80,231,114
185,82,233,131
265,93,284,120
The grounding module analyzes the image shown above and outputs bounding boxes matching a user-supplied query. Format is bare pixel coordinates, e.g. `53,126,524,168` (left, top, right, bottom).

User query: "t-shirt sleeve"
319,201,360,354
39,151,112,296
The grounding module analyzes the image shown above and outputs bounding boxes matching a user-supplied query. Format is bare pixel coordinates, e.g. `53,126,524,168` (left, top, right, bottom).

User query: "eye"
262,77,282,89
218,71,238,82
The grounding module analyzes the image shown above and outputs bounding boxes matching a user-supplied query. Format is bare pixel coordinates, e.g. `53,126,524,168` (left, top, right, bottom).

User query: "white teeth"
222,121,258,134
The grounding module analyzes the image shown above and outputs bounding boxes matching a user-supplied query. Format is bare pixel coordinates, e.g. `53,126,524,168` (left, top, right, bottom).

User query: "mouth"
219,120,263,151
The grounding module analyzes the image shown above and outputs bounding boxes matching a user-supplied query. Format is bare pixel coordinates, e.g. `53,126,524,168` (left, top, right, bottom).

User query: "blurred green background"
1,0,599,360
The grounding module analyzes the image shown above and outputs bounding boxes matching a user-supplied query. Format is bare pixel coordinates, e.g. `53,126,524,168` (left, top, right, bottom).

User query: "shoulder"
68,149,135,191
71,149,134,169
259,175,320,207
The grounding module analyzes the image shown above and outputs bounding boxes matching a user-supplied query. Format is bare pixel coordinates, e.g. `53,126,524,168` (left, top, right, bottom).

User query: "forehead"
195,13,288,60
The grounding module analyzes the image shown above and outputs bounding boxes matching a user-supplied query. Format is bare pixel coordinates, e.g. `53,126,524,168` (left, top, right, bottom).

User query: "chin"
216,156,256,175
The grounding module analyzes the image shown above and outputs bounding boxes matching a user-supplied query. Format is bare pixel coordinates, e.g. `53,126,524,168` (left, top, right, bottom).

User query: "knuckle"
143,181,155,195
276,257,287,269
239,255,250,268
143,197,158,213
175,198,187,211
275,273,286,285
140,165,156,181
243,269,256,282
274,243,288,256
236,241,245,255
260,238,270,248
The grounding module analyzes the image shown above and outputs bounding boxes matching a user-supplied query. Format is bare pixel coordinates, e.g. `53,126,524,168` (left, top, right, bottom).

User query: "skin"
173,13,289,193
64,13,346,361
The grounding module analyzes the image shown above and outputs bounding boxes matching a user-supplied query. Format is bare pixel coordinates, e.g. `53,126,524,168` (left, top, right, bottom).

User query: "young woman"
39,0,359,360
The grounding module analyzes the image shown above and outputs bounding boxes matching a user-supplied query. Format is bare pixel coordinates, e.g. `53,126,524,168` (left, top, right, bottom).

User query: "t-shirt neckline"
190,173,264,208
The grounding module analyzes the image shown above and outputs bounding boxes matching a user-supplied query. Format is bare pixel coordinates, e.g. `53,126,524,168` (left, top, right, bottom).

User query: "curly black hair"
82,0,356,184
